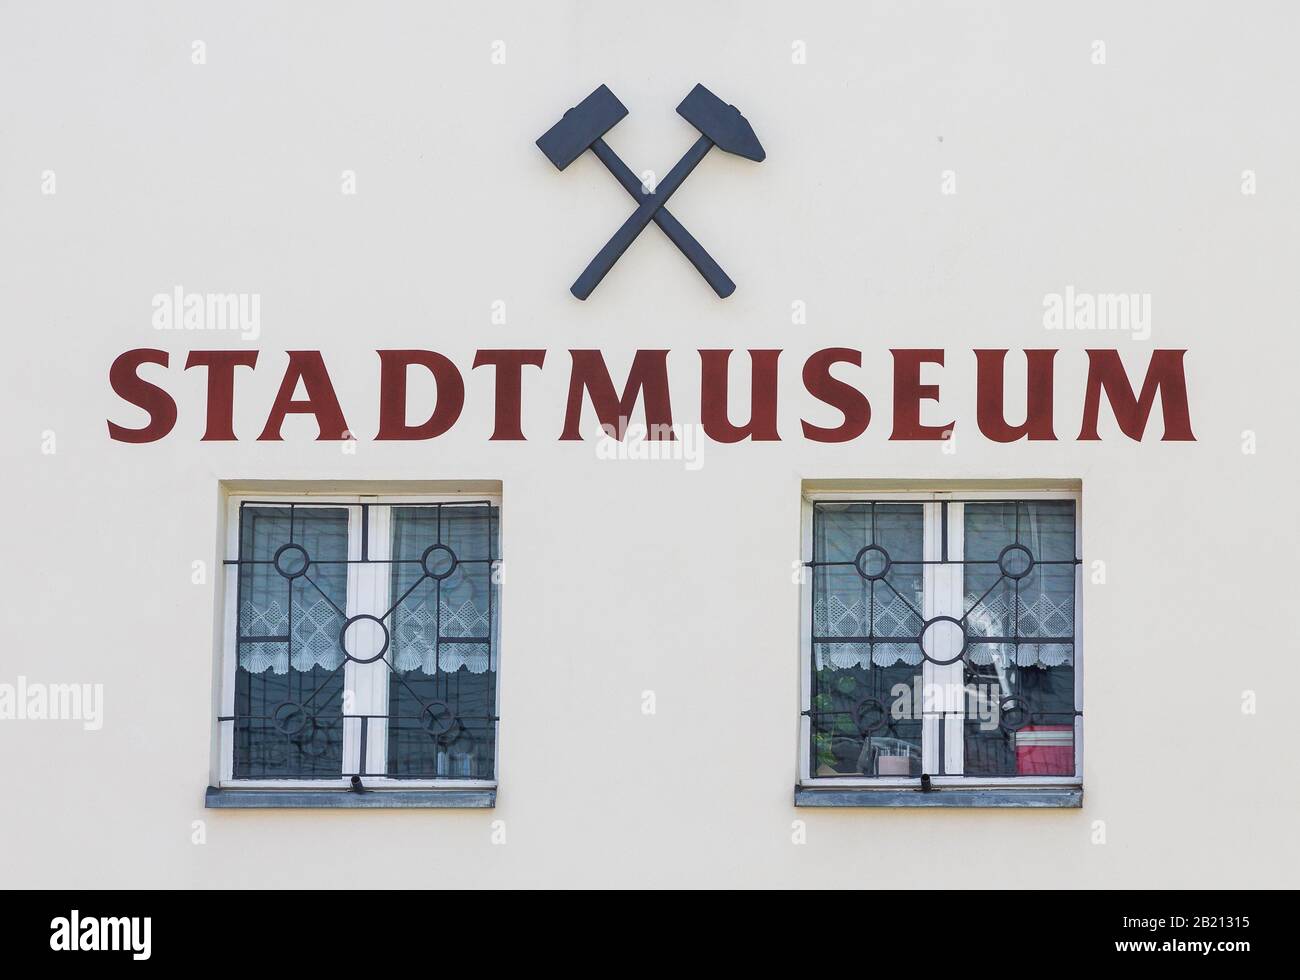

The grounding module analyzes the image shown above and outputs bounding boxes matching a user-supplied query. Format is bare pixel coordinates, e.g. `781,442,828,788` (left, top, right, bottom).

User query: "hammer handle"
590,139,735,298
572,135,714,300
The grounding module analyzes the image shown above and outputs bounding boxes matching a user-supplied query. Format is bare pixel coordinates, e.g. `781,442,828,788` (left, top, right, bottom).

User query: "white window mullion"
361,504,392,776
922,498,966,777
340,506,364,776
940,501,965,776
920,501,940,776
342,502,393,778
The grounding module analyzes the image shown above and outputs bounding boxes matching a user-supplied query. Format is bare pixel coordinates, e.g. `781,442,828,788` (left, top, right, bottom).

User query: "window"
214,495,501,799
799,490,1081,801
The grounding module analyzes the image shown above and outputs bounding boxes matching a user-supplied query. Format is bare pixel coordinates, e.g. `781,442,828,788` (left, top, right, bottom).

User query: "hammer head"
536,84,628,170
677,84,765,162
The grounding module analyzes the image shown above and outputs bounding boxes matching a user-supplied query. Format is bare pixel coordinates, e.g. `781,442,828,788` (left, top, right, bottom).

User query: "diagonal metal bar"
960,574,1010,625
878,575,925,623
300,661,348,708
381,573,431,622
301,573,346,618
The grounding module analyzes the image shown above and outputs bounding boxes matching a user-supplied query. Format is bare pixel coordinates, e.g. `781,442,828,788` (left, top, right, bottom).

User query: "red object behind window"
1015,724,1073,775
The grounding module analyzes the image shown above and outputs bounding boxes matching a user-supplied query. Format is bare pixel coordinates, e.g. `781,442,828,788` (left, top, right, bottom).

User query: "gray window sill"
794,786,1082,808
205,786,496,809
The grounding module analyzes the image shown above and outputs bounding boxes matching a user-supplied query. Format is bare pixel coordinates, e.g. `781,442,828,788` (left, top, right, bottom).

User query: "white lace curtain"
237,505,496,676
814,501,1074,670
239,596,493,675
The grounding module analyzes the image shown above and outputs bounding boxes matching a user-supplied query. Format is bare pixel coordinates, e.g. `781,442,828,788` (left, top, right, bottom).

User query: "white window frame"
215,492,503,790
798,488,1082,789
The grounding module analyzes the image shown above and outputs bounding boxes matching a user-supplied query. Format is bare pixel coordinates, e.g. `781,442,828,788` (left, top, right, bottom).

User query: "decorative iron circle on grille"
850,697,889,734
419,699,457,737
918,615,968,665
420,543,459,581
853,544,891,581
272,543,311,579
997,543,1035,580
999,696,1032,732
339,614,390,664
271,700,311,737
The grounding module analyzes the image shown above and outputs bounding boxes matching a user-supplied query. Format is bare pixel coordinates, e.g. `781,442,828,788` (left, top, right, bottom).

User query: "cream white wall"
1,1,1297,888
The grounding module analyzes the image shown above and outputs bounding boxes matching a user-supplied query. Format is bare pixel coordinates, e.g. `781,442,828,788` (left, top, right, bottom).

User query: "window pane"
387,504,499,778
811,502,924,776
234,506,349,778
962,501,1076,777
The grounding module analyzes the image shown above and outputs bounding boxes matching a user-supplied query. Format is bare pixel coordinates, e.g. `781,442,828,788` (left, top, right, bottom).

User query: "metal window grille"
221,500,500,781
806,498,1081,780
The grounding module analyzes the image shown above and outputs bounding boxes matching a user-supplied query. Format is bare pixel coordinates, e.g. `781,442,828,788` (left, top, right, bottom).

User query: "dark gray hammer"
537,85,735,298
570,84,765,300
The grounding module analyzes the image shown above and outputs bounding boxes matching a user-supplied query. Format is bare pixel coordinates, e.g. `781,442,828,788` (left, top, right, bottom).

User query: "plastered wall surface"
1,1,1297,887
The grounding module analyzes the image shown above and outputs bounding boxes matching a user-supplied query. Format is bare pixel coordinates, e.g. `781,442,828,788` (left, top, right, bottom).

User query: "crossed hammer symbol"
538,83,766,300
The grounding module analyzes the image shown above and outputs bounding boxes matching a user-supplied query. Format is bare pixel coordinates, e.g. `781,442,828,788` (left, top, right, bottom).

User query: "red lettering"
107,349,177,443
801,348,871,442
560,350,673,440
257,351,350,441
375,350,465,440
890,349,952,440
184,350,258,441
1078,349,1195,441
471,350,547,440
699,349,780,442
974,349,1057,442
